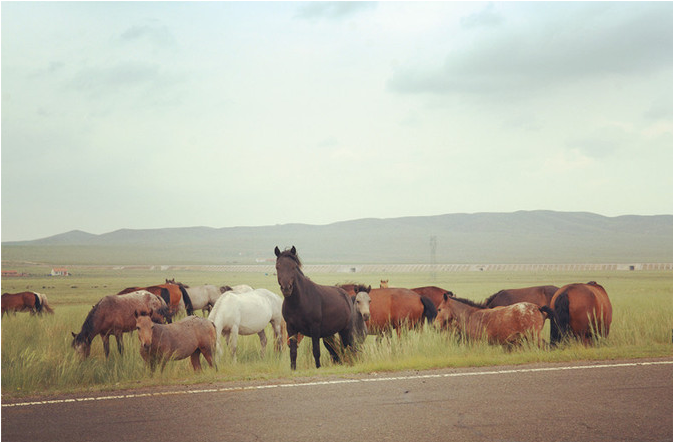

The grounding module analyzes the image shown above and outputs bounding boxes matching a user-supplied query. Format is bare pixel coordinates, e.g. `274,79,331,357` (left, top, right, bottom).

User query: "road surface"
3,359,672,442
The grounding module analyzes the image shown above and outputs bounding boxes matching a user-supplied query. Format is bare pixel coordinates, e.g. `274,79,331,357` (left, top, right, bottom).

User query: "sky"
2,2,672,242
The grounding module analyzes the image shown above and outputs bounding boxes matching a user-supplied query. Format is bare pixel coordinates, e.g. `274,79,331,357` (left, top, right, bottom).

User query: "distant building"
2,270,28,277
50,268,70,276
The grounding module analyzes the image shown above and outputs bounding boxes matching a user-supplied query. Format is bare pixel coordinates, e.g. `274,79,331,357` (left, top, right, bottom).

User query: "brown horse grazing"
135,310,217,372
550,281,612,346
411,286,455,308
435,293,553,348
339,284,437,336
118,282,193,320
71,291,170,359
483,285,559,308
275,246,355,370
1,291,53,316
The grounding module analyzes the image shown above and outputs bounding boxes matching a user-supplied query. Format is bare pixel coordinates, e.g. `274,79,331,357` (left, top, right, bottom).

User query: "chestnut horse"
118,281,193,320
275,246,355,370
550,281,612,345
71,291,170,359
435,293,553,348
483,285,559,308
135,310,217,372
339,284,437,336
2,291,54,316
411,286,455,308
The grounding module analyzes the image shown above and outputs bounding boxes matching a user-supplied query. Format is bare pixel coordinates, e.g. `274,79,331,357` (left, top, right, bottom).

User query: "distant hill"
2,211,672,265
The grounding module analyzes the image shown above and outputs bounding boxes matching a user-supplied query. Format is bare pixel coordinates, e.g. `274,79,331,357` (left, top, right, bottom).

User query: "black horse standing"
274,246,355,370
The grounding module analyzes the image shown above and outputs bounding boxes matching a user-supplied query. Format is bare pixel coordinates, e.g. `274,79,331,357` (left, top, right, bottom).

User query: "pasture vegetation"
1,266,672,399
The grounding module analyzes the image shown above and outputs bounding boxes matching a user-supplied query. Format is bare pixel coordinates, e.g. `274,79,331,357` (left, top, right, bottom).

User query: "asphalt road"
3,359,672,442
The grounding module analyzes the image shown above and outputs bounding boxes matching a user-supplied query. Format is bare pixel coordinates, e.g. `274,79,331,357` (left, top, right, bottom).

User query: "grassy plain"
1,266,672,400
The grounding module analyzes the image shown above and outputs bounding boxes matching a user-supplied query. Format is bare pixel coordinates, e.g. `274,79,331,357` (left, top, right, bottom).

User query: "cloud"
388,3,673,98
460,3,503,29
295,1,376,21
119,23,177,48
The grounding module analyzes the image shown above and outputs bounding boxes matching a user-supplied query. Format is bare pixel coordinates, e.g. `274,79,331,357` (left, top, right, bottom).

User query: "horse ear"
274,246,281,257
367,285,372,292
443,292,449,301
290,245,296,255
71,332,76,338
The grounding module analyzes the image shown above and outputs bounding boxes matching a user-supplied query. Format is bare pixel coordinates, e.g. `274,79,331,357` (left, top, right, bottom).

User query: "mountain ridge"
2,211,672,265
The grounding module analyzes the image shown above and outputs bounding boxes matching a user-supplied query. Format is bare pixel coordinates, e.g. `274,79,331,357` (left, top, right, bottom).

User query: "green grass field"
2,266,672,399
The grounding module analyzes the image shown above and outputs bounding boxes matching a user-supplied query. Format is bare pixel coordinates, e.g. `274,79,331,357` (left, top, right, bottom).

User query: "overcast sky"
2,2,672,241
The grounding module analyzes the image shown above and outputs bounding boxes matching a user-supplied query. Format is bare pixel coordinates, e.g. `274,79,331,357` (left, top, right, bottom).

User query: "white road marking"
3,360,672,408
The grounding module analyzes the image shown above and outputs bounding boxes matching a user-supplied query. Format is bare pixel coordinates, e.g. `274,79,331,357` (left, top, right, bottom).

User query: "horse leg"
289,334,299,370
115,333,124,356
322,335,341,364
200,345,216,370
229,326,239,363
270,318,283,352
311,335,323,368
190,351,203,371
257,330,267,358
102,334,111,358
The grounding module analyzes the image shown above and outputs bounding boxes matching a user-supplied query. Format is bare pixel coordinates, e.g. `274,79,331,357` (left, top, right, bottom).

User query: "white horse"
208,288,283,361
181,284,222,316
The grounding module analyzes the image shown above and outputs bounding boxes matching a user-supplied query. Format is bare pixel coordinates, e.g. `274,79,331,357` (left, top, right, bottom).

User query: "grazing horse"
171,281,222,316
118,282,193,320
483,285,559,308
135,310,217,372
2,291,53,316
275,246,355,370
71,291,169,359
339,284,437,336
208,288,284,362
411,286,455,308
550,281,612,345
435,293,553,348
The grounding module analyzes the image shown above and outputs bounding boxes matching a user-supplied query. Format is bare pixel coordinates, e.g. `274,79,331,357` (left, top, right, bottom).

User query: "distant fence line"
117,263,673,273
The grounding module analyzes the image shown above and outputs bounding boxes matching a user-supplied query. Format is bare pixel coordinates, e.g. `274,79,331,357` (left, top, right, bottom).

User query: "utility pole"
430,235,437,281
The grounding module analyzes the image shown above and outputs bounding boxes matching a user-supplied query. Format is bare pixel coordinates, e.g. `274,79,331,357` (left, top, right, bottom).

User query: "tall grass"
2,269,672,399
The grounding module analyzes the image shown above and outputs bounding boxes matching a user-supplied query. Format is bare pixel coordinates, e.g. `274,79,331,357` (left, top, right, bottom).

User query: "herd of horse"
3,246,614,372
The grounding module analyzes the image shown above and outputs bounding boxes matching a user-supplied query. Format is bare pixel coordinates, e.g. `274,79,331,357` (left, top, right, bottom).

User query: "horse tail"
420,296,437,325
179,286,194,315
32,292,42,314
539,305,554,320
38,293,55,314
550,291,570,346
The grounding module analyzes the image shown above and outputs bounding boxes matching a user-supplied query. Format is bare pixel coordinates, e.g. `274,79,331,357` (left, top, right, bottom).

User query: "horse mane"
450,295,487,309
482,290,503,306
75,300,102,343
337,283,371,293
277,248,302,268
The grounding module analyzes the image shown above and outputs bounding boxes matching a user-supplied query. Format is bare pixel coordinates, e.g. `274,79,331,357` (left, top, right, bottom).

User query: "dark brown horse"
118,281,193,320
435,293,553,348
135,310,217,372
483,285,559,308
71,291,170,359
340,284,437,336
411,286,455,308
275,246,355,370
550,281,612,345
1,291,53,316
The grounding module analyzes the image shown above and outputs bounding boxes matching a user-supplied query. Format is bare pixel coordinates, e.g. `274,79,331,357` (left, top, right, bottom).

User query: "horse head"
70,331,91,359
434,292,457,330
274,246,301,297
354,291,371,322
134,309,155,351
